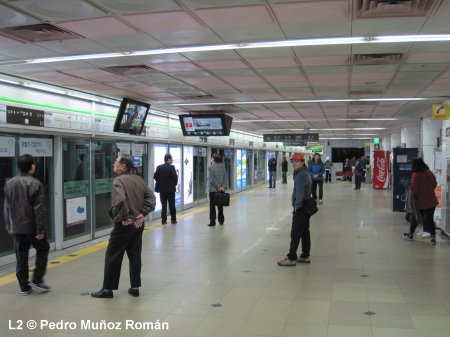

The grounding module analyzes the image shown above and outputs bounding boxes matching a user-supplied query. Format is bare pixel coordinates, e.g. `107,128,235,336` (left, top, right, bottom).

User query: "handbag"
302,197,318,216
211,191,230,207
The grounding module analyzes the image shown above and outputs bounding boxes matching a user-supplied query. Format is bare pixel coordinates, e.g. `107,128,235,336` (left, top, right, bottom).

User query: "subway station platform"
1,180,450,337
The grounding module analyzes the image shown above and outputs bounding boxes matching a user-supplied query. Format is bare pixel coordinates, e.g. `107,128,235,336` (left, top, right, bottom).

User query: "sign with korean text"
19,138,53,157
0,136,15,157
264,133,319,142
7,106,45,127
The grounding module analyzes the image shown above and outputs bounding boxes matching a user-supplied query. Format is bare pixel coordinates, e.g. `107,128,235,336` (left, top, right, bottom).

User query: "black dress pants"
209,192,224,225
160,192,176,222
287,209,311,260
13,234,50,291
311,180,323,200
103,223,144,290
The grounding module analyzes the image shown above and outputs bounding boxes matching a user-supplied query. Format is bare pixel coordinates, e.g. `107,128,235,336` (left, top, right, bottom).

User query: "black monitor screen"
113,98,150,135
180,114,232,136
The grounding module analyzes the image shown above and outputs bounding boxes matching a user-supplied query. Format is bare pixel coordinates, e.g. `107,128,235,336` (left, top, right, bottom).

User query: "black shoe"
219,222,224,225
91,289,113,298
128,288,139,297
29,282,50,293
161,221,167,225
207,223,216,226
171,221,177,224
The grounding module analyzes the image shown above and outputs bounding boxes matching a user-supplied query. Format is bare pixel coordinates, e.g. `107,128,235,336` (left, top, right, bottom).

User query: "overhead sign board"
263,133,319,143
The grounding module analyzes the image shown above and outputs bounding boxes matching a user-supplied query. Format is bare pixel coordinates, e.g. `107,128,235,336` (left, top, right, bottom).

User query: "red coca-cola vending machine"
373,150,391,189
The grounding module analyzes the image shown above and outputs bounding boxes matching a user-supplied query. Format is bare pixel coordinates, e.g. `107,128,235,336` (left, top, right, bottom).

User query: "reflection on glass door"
169,145,182,207
93,141,116,233
153,144,168,213
183,146,194,205
193,146,207,201
0,135,15,257
63,138,91,241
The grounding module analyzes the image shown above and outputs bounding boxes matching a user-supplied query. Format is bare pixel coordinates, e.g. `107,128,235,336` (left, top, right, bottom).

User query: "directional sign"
263,133,319,142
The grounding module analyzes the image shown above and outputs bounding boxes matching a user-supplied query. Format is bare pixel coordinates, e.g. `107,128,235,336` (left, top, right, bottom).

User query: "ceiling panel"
123,11,203,33
273,1,348,23
91,0,181,13
150,29,223,47
246,57,297,68
194,5,274,28
89,33,163,51
57,17,138,38
351,18,426,35
213,25,286,43
196,60,248,70
0,4,40,28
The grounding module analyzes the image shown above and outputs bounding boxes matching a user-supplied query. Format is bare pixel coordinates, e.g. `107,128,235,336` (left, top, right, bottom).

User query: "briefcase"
211,192,230,207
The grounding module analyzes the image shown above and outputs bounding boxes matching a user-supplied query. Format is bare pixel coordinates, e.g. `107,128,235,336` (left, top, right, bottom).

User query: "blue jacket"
292,167,312,210
308,161,325,181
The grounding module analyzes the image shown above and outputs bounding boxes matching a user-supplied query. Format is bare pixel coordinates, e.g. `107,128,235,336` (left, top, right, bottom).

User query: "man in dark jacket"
268,154,277,188
153,153,178,225
4,154,50,295
281,156,288,184
92,155,156,298
278,153,312,266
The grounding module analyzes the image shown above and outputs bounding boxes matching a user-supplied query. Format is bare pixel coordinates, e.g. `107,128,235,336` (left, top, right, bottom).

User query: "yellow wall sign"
432,104,450,120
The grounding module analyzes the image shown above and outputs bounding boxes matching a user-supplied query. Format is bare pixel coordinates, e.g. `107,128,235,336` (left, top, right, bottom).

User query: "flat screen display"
179,114,233,136
113,98,150,135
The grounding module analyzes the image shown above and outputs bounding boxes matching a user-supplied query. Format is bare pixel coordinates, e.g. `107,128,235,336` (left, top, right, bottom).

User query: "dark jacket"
268,158,277,172
282,160,288,172
308,161,325,181
354,159,364,176
111,173,156,224
153,162,178,193
292,167,312,210
411,170,439,210
4,173,47,235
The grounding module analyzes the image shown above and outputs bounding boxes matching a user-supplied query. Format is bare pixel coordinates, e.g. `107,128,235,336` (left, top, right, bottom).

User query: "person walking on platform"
308,153,325,204
281,156,288,184
268,154,277,188
324,157,333,183
354,157,364,190
207,153,228,226
4,154,50,296
153,153,178,225
403,158,439,245
92,155,155,298
278,153,312,266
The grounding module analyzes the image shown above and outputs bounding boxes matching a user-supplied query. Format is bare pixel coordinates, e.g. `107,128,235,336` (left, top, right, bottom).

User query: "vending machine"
392,147,419,212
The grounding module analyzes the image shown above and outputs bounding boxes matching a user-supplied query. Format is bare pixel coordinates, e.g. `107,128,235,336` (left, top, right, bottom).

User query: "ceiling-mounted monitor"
179,113,233,136
113,97,150,135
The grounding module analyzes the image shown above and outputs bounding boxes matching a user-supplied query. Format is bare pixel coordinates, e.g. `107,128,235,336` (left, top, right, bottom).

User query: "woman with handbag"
278,153,312,266
207,153,229,227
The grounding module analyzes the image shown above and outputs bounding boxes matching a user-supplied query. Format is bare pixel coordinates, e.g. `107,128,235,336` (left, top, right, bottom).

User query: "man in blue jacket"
278,153,312,266
308,153,325,204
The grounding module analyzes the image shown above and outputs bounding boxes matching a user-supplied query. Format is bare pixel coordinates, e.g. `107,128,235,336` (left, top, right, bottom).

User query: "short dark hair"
412,157,429,173
212,153,222,163
18,154,35,173
164,153,172,162
118,154,134,170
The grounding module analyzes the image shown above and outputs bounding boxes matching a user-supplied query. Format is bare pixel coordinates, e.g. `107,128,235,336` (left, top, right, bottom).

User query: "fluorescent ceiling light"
7,34,450,65
336,118,398,121
235,118,398,122
172,97,430,106
259,127,385,131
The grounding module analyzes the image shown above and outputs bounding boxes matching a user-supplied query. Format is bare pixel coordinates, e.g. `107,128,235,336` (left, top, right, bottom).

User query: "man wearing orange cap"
278,153,312,266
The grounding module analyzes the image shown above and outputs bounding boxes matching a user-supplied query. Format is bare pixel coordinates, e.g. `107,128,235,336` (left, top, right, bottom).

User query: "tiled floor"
1,180,450,337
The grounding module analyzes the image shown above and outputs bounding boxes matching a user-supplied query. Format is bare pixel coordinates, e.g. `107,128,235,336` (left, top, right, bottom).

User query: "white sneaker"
318,200,323,204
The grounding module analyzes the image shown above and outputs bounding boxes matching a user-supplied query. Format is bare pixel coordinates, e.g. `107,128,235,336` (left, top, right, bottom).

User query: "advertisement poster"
170,145,182,207
153,144,168,213
236,149,242,191
66,197,87,227
266,151,273,182
19,138,53,157
0,136,15,157
183,146,194,205
242,149,247,189
373,150,390,189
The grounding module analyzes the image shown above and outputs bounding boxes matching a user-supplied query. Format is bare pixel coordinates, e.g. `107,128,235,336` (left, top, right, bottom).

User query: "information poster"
236,149,242,191
170,145,182,207
0,136,15,157
66,197,87,227
19,138,53,157
183,146,194,205
242,149,247,189
266,151,273,182
153,144,167,213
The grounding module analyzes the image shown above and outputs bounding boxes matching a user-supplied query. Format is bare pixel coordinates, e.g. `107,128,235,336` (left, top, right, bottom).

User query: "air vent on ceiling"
0,23,81,42
183,94,215,100
353,0,436,18
350,90,384,95
101,65,154,75
353,53,404,65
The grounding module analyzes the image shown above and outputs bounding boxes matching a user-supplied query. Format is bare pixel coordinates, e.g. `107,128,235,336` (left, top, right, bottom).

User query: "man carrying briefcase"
207,153,229,226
